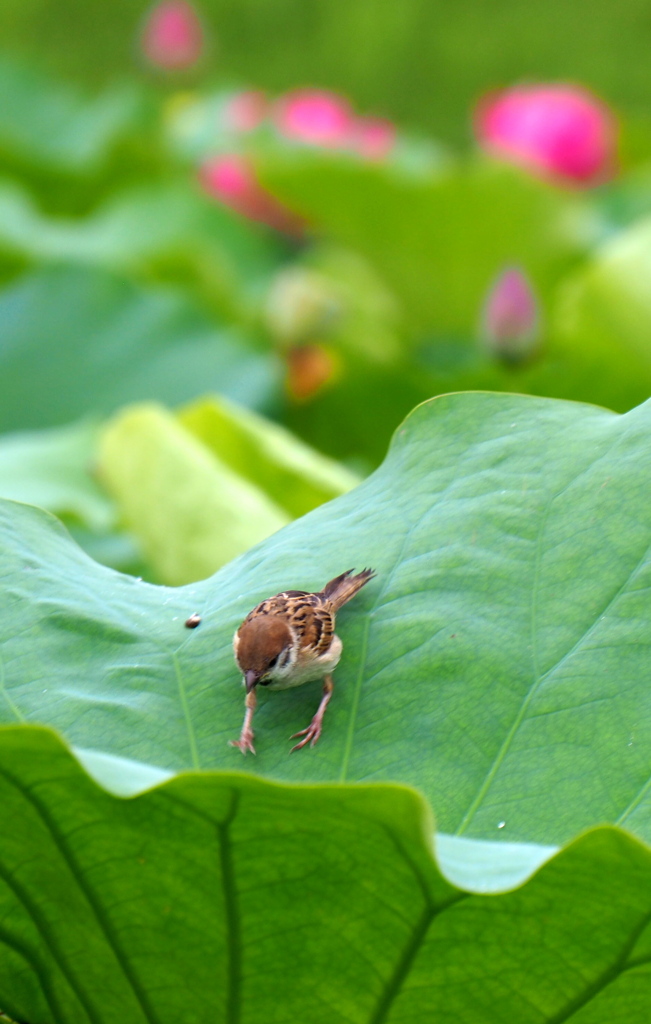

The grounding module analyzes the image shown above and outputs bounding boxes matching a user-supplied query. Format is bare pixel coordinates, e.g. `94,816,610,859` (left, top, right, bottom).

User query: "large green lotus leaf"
99,403,290,585
0,419,112,531
70,746,560,893
180,394,360,518
1,392,651,848
0,727,651,1023
262,153,586,334
0,263,278,432
0,55,140,173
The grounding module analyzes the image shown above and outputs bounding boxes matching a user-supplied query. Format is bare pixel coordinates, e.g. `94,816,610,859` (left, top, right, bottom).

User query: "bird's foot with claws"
290,716,323,752
230,729,256,755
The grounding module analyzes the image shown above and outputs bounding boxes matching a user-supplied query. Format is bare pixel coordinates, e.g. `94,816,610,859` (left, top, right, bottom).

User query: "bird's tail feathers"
321,568,375,611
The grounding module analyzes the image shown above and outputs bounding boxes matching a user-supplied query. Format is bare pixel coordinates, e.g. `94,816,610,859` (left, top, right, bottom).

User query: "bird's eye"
268,655,278,669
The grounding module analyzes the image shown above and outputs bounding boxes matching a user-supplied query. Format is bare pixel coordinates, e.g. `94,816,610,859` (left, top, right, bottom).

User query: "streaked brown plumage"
231,568,375,755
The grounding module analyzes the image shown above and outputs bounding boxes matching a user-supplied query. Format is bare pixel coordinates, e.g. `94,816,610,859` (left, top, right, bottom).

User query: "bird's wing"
277,592,336,656
320,568,375,612
244,591,334,657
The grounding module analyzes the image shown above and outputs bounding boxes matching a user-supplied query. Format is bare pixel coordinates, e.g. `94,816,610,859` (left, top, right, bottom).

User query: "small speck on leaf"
185,613,201,629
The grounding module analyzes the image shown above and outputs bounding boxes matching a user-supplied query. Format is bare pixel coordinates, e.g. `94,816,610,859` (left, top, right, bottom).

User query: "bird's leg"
230,688,257,755
290,675,334,752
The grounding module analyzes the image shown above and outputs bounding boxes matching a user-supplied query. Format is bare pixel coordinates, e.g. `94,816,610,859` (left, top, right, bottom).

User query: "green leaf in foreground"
3,392,651,846
0,263,278,432
1,727,651,1024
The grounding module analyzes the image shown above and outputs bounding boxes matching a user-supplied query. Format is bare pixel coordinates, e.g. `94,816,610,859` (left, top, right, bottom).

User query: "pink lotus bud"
142,1,204,70
474,84,617,187
481,267,540,363
352,117,397,160
274,89,354,147
224,90,268,133
198,155,304,235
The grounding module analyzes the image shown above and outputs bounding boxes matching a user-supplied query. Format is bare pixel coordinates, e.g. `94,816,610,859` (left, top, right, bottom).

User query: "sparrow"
230,568,375,755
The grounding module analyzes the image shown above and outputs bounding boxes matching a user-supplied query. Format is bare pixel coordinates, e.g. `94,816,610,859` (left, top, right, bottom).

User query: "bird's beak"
245,670,259,693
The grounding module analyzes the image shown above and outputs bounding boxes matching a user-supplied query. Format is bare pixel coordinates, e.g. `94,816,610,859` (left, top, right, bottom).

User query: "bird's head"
234,615,293,691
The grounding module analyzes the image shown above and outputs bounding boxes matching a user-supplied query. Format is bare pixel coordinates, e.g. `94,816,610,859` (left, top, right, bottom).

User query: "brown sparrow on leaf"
231,568,375,755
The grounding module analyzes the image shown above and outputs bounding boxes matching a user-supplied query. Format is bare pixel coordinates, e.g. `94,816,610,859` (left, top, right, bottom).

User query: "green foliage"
263,153,585,334
259,150,651,426
2,40,651,467
99,403,290,584
98,397,357,583
1,393,650,852
0,419,112,531
0,263,278,433
0,727,650,1023
4,0,651,148
1,27,651,1020
548,215,651,411
0,178,287,320
0,55,142,174
180,394,360,517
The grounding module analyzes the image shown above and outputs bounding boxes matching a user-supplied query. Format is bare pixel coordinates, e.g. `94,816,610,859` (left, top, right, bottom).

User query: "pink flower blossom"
198,155,303,234
481,267,540,363
474,84,617,187
141,1,204,70
199,155,253,204
352,117,397,160
274,89,354,147
224,90,268,133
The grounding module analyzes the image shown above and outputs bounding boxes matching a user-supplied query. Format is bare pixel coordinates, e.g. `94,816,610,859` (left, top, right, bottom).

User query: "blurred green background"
3,0,651,143
1,0,651,587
